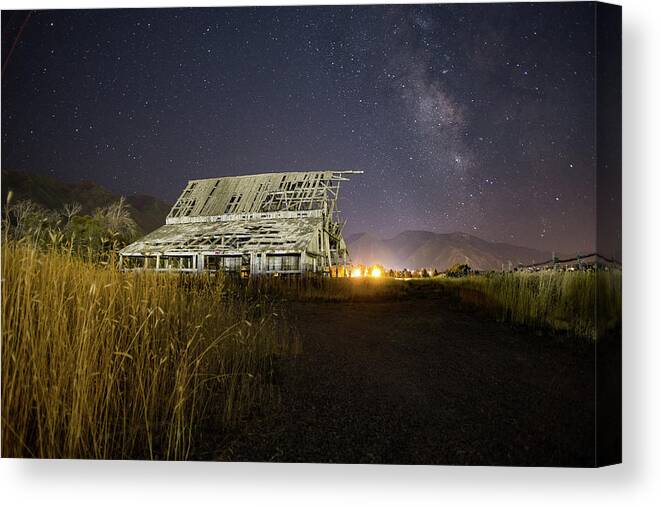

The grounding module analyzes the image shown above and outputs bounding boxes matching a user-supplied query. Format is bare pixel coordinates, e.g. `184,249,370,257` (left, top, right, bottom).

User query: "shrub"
446,263,471,277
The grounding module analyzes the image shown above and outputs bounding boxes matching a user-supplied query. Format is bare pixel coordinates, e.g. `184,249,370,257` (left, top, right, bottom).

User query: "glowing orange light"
351,268,362,277
371,267,382,277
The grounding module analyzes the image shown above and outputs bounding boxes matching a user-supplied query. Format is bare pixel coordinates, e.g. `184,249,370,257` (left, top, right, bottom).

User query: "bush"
4,196,140,262
446,263,471,277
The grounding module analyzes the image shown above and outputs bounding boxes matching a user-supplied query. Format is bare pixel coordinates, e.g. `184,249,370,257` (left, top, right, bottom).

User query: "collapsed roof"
167,170,358,221
120,170,361,259
120,215,322,256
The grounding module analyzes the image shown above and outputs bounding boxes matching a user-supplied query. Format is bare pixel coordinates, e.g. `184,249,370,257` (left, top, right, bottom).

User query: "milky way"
2,4,611,253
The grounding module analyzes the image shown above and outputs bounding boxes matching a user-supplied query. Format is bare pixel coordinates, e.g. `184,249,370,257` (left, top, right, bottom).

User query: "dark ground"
210,299,599,466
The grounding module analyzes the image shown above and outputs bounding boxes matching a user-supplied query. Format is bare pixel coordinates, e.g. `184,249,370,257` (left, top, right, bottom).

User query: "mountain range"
346,231,553,271
1,170,172,234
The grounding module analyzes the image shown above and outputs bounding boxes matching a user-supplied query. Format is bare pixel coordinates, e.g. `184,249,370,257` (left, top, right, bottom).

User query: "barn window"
122,256,145,269
266,254,300,272
161,256,193,270
205,255,242,271
144,256,157,269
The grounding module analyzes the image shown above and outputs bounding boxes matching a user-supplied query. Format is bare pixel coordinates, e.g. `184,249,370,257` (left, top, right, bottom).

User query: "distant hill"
346,230,554,271
1,170,171,234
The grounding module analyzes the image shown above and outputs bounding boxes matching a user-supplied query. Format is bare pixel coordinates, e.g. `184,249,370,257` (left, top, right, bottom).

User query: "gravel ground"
212,299,599,466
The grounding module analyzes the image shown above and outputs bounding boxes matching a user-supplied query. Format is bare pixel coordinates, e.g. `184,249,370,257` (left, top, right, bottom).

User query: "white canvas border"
1,0,658,506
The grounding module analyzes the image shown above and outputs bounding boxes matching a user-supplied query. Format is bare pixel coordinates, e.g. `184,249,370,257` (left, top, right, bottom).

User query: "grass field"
1,240,620,459
243,269,621,340
1,241,298,459
430,270,621,340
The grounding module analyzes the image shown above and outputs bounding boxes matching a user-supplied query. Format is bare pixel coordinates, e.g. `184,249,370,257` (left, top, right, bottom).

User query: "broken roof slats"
120,216,322,256
166,170,359,219
122,171,360,267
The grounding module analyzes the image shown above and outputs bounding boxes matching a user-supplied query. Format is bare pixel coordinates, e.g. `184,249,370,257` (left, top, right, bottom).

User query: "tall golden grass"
1,241,297,459
428,269,621,340
1,236,620,459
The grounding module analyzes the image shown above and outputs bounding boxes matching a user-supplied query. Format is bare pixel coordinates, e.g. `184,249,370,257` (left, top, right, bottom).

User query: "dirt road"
216,299,598,466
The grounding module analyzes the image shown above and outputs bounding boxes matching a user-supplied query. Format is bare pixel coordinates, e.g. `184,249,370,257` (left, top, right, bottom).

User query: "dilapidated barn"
119,170,362,275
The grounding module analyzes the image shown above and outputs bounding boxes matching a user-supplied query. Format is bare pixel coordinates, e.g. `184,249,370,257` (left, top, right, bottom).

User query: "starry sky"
2,3,606,253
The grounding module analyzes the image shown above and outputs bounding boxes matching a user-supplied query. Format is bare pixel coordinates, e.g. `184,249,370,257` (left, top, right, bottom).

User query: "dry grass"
244,274,404,302
243,269,621,340
1,241,297,459
1,238,620,460
424,269,621,340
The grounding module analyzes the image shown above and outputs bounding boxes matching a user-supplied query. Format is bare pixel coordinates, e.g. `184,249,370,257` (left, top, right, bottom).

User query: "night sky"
2,3,601,253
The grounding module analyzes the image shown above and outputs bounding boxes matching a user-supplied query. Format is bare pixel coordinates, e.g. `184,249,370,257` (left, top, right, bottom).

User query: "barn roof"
121,170,362,259
167,170,360,221
120,216,322,256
